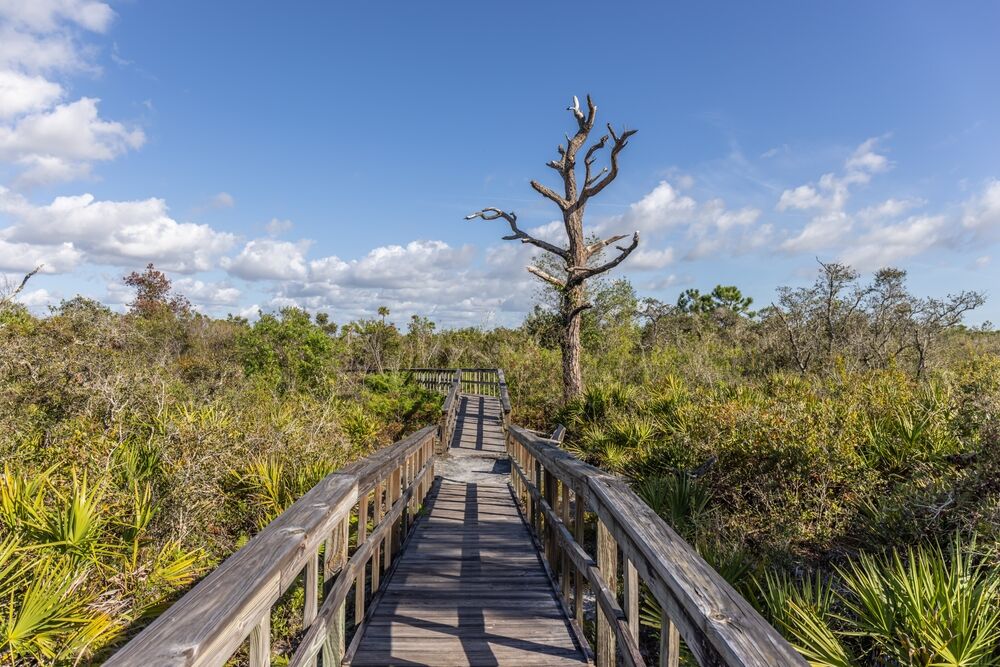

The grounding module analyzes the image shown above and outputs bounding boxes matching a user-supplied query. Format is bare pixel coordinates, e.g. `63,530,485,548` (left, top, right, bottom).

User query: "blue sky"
2,1,999,326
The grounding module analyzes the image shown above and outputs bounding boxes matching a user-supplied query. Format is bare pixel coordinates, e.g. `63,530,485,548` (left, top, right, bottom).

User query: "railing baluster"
660,613,680,667
249,614,270,667
322,516,349,666
560,482,572,608
574,488,585,626
372,481,384,592
596,521,618,667
355,491,369,625
625,560,639,643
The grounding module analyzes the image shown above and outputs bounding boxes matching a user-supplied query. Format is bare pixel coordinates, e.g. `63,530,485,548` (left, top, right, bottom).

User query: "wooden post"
574,490,585,625
389,466,402,560
560,483,572,607
304,551,319,627
660,612,680,667
322,517,349,666
355,492,369,625
543,469,558,572
596,520,618,667
249,614,270,667
372,481,384,593
625,559,639,642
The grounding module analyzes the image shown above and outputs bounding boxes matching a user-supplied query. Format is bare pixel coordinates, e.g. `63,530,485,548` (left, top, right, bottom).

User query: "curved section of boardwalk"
350,397,589,666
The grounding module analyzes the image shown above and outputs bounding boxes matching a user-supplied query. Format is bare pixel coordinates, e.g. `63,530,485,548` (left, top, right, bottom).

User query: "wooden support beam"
596,521,618,667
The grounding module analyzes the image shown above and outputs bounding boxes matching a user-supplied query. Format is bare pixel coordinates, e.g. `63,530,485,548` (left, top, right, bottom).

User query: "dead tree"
468,95,639,402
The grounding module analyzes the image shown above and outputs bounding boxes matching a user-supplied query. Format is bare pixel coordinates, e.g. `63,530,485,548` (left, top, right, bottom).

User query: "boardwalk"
349,394,589,666
448,394,506,456
108,369,805,667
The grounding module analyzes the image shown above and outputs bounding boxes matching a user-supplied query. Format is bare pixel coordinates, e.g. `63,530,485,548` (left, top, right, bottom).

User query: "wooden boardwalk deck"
448,394,506,456
349,394,589,666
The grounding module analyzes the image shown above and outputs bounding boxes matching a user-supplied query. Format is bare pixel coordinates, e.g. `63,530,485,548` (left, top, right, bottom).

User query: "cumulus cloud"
222,238,311,281
858,197,923,222
963,179,1000,235
0,187,235,272
779,137,892,253
0,0,145,187
173,277,241,306
840,215,949,270
628,247,675,270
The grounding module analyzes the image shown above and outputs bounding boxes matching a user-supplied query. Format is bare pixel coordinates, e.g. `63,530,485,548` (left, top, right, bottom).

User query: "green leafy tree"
237,308,334,393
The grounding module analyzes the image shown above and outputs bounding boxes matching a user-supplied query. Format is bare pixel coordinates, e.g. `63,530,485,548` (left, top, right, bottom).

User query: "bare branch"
566,95,597,133
466,208,569,259
582,123,637,200
529,180,569,209
583,134,608,187
526,265,566,289
570,232,639,284
0,265,42,308
566,302,593,322
585,234,627,259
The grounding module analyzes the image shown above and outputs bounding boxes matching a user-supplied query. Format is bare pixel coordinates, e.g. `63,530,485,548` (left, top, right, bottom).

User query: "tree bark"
561,284,585,402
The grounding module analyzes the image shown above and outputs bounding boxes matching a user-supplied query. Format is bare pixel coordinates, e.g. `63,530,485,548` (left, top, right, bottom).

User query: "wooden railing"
507,425,806,667
106,426,438,667
406,367,512,449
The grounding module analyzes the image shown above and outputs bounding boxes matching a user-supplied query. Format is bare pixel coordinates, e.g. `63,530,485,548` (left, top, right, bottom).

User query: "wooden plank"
625,559,639,643
660,613,680,667
354,491,369,625
248,615,270,667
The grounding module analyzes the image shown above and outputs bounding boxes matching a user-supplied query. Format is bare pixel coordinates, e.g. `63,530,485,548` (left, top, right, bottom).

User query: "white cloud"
173,277,241,306
0,237,80,272
777,184,824,211
208,191,234,209
16,286,56,308
858,197,923,222
778,137,892,254
840,215,948,270
619,180,697,233
265,218,293,236
222,238,311,281
0,188,235,271
628,247,675,270
0,97,145,185
0,1,144,187
963,179,1000,234
0,70,62,118
0,1,115,34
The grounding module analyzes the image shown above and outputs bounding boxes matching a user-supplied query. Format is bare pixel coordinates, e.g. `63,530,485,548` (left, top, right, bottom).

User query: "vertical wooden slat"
660,613,680,667
372,481,384,592
543,469,558,572
625,560,639,642
560,482,572,607
304,551,318,627
596,520,618,667
574,489,585,625
389,465,402,559
322,517,349,666
354,491,369,625
249,614,270,667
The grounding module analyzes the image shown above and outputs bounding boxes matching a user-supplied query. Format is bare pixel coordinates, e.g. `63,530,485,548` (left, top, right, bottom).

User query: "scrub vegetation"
2,260,999,665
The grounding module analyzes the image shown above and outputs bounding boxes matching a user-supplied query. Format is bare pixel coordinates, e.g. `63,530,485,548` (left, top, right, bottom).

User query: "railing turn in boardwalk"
108,368,804,667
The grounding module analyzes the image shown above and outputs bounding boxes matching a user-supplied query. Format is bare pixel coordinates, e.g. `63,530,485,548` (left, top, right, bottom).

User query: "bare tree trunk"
561,285,585,402
468,95,639,404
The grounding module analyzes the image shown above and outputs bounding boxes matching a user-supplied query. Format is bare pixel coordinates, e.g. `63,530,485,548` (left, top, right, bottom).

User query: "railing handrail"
107,425,438,667
507,425,805,667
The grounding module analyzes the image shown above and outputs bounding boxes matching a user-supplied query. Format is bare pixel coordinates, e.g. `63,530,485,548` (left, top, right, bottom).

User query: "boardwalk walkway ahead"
108,369,806,667
350,394,589,665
